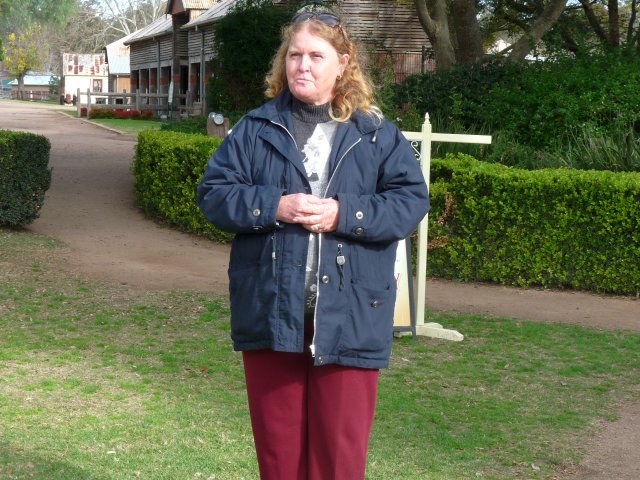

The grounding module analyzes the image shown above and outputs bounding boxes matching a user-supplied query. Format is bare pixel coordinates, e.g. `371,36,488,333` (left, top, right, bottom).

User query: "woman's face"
285,24,349,105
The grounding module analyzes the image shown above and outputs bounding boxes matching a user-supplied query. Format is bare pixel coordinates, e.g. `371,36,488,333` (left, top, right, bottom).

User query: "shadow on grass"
0,442,105,480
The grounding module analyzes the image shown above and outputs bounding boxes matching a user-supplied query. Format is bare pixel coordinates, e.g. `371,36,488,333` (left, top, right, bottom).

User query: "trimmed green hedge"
133,130,232,243
0,130,51,227
134,132,640,296
428,154,640,295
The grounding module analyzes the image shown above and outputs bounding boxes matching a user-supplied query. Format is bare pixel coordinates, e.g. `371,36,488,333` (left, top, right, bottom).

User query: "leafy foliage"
160,117,208,135
206,0,294,116
133,130,231,243
2,23,49,95
0,130,51,227
389,50,640,171
427,154,640,295
88,108,154,120
0,0,76,33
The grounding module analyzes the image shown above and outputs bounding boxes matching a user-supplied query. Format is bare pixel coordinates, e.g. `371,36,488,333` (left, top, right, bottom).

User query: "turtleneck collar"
291,96,332,124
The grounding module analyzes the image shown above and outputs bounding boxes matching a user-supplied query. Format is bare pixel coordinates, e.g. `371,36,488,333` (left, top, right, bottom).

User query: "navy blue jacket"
198,91,429,369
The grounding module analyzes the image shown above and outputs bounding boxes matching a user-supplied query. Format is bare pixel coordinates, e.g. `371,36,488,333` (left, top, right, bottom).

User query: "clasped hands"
276,193,339,233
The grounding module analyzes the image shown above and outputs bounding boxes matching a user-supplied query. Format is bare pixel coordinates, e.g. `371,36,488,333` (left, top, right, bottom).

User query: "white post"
402,114,492,342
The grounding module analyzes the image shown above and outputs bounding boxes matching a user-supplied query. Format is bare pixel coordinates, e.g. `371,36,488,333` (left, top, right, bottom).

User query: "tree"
55,1,117,54
505,0,569,60
413,0,570,68
207,0,293,114
89,0,167,37
413,0,457,69
3,23,49,100
0,0,77,34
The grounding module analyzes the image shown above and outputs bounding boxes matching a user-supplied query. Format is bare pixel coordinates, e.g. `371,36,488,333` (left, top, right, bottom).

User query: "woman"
198,9,429,480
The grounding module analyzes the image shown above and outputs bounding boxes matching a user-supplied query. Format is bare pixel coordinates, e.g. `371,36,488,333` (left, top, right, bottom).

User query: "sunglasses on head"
291,11,341,28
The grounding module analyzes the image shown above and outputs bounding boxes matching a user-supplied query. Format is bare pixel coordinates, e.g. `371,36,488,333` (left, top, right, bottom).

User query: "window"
93,79,103,92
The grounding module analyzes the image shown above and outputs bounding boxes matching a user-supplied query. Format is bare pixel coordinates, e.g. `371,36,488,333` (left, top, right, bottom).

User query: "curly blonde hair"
265,16,380,122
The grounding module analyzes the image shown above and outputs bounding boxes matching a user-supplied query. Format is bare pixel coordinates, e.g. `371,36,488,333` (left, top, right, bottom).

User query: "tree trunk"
608,0,620,47
451,0,483,64
627,0,637,44
18,73,25,101
414,0,456,70
559,20,579,54
509,0,568,61
579,0,609,45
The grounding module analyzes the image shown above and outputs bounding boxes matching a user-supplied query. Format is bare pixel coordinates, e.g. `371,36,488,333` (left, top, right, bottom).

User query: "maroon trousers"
242,343,379,480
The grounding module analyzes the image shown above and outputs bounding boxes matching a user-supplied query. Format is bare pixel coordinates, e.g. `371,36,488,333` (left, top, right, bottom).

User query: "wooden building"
9,73,55,101
125,0,432,117
124,16,173,102
62,53,109,101
335,0,434,81
125,0,217,115
104,32,136,94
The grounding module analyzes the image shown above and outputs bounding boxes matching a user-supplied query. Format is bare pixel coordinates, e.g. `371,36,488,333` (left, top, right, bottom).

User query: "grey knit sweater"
291,98,338,314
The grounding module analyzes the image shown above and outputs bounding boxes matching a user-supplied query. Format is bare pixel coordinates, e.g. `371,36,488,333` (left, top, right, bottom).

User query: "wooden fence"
76,88,201,118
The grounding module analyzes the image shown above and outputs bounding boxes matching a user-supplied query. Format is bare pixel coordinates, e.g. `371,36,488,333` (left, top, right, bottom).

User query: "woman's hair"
264,15,380,122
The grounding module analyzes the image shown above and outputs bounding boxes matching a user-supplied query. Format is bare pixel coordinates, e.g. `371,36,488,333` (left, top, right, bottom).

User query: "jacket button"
355,211,364,220
252,208,261,217
354,227,364,235
321,275,330,284
371,299,380,308
318,356,324,365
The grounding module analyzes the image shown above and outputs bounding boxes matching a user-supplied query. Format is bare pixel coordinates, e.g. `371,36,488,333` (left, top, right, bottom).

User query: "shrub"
89,109,115,119
0,130,51,227
427,154,640,295
207,0,293,115
89,109,152,120
392,50,640,171
160,117,208,135
134,130,231,242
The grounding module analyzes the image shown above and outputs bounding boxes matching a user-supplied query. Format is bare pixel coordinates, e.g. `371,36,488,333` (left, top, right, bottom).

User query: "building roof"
124,16,173,45
166,0,218,15
9,73,54,86
182,0,218,9
183,0,236,29
105,32,136,75
62,53,109,77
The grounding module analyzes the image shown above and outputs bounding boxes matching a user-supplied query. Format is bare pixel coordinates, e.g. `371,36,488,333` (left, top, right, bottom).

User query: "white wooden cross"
401,113,492,341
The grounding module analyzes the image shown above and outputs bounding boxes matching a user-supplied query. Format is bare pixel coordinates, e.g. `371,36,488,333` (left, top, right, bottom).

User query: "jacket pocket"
340,281,395,356
228,263,277,343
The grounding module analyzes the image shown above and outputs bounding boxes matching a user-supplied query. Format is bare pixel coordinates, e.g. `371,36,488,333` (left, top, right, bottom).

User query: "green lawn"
55,109,164,136
87,118,163,135
1,229,639,479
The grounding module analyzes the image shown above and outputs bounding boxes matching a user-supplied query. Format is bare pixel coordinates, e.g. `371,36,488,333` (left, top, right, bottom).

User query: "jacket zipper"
270,120,298,150
310,138,362,359
271,232,277,278
268,120,302,282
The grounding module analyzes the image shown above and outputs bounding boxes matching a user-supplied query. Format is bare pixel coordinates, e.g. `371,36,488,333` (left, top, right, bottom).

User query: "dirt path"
2,100,639,479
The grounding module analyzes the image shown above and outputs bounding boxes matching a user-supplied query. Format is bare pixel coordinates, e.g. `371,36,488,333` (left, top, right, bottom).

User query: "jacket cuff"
335,192,368,239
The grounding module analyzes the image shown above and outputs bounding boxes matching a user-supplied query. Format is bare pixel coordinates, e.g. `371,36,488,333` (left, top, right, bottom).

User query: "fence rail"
77,89,201,118
8,90,52,101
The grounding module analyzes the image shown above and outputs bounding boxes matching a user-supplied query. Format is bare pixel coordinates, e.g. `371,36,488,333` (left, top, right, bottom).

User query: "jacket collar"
248,89,382,137
249,90,382,190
